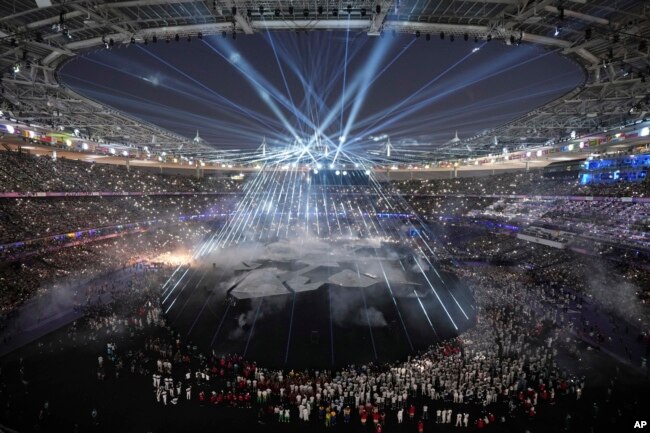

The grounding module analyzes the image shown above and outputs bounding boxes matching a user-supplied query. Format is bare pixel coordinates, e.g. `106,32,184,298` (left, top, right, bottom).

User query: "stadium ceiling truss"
0,0,649,160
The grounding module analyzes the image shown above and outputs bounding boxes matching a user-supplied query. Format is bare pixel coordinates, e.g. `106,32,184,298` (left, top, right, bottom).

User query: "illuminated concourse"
0,1,649,433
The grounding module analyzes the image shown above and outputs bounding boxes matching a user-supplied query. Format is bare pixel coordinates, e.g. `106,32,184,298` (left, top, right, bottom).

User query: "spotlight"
415,30,420,38
376,4,381,13
174,33,180,42
318,5,323,15
360,8,366,16
152,35,157,43
464,33,468,41
440,31,445,40
303,8,309,17
554,27,560,37
335,170,341,175
289,6,294,15
342,171,348,176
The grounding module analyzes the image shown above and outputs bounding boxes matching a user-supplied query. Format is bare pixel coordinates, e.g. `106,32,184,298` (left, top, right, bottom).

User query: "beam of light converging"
62,33,582,158
376,254,414,351
284,292,297,364
338,20,351,141
260,23,306,137
356,263,378,360
416,291,439,338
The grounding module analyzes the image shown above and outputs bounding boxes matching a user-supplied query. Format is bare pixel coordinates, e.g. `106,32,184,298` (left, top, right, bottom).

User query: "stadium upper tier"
1,0,649,161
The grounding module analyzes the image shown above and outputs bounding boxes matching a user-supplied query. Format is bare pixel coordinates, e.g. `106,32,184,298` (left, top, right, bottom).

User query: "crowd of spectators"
0,195,233,245
0,151,239,193
394,169,648,198
0,223,211,315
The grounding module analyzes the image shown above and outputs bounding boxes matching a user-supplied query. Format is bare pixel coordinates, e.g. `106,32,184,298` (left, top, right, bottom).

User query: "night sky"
60,32,584,152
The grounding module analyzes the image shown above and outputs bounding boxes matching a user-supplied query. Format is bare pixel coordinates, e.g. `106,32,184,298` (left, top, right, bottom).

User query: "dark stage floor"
163,241,476,368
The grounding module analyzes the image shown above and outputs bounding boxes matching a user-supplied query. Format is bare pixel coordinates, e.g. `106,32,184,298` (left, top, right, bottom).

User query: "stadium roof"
1,0,649,160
